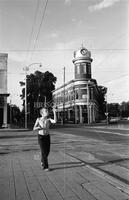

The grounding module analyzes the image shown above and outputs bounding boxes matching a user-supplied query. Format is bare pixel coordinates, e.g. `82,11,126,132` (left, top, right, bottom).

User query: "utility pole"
63,67,65,124
44,96,46,107
24,67,27,129
10,99,12,128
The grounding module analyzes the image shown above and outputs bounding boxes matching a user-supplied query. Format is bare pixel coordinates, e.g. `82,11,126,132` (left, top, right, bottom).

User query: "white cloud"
9,53,26,63
89,0,121,12
64,0,71,5
48,32,59,39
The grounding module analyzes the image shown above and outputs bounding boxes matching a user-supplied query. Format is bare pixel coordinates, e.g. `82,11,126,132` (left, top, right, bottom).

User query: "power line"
101,73,129,85
1,48,129,52
30,0,48,60
89,33,129,70
24,0,40,62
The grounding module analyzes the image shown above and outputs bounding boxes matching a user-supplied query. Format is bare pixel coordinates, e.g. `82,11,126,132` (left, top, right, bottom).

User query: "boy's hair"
39,107,48,112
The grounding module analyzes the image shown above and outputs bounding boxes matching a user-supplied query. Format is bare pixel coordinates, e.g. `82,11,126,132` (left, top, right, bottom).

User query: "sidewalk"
0,151,129,200
0,134,129,200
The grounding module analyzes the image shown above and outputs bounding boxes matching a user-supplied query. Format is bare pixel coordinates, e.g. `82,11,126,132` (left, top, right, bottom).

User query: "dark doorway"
82,112,87,123
0,108,3,127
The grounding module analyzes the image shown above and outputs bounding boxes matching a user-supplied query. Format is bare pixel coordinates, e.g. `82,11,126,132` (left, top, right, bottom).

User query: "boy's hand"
52,108,57,112
37,125,43,130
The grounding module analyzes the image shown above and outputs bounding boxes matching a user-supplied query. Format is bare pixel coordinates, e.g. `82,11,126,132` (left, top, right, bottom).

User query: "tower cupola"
72,46,93,80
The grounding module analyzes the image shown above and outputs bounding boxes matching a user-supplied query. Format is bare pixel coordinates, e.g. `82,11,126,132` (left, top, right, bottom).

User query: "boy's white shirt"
34,117,56,135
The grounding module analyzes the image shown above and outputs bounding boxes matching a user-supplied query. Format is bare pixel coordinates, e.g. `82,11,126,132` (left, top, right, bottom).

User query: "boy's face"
40,108,48,117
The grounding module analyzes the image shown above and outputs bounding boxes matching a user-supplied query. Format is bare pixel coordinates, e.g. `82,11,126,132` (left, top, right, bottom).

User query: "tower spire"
81,43,84,48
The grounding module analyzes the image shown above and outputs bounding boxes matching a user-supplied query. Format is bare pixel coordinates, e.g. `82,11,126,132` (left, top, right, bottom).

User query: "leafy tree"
97,85,107,119
20,70,57,122
7,104,21,127
108,103,120,117
120,101,129,117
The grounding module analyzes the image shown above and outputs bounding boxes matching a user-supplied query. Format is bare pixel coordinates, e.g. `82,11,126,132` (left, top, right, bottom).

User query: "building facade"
53,47,106,124
0,53,9,127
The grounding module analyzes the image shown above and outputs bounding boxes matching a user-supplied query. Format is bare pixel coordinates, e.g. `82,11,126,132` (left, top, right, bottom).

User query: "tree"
20,70,57,123
108,103,120,117
97,86,107,119
7,104,21,127
120,101,129,117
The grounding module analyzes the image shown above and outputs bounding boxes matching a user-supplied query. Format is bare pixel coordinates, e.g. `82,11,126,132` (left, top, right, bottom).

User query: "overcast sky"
0,0,129,108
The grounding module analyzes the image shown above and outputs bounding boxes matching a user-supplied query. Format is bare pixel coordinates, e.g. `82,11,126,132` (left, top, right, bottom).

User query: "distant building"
0,53,9,127
53,46,106,124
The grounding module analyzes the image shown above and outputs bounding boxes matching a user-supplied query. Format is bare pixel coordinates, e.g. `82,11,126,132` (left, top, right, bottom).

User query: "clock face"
81,49,87,55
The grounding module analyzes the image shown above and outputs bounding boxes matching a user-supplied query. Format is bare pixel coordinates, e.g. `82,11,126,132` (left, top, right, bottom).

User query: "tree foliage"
107,101,129,118
20,70,57,121
120,101,129,117
108,103,120,117
97,85,107,118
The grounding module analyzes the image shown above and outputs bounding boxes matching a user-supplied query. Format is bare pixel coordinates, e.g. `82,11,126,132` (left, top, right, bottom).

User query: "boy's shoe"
44,168,50,171
41,163,44,170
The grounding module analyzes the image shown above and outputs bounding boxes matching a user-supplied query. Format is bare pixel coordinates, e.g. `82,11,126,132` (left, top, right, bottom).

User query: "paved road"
55,126,129,144
0,125,129,185
53,125,129,185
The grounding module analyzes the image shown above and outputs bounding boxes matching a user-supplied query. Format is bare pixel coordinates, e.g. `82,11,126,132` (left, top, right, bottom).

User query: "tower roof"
73,46,91,59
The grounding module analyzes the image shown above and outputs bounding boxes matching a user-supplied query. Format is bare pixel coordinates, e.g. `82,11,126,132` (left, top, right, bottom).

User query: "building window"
68,91,71,101
75,90,79,99
80,89,87,99
0,72,4,89
65,91,68,102
76,64,80,74
81,63,86,74
86,63,91,74
71,90,74,100
91,88,94,99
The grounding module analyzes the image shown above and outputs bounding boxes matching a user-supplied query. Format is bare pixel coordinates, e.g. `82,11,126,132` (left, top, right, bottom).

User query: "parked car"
109,117,120,123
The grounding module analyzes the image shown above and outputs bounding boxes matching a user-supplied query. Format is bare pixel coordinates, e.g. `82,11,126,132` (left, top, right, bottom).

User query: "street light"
23,63,42,129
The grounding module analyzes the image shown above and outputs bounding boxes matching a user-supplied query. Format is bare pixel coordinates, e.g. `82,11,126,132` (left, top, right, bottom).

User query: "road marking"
85,128,129,137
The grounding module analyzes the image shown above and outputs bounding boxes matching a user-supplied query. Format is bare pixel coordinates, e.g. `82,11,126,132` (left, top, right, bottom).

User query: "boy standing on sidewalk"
33,107,57,171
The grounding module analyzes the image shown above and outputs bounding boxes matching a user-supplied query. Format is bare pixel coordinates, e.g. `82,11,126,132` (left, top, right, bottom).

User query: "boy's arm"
49,108,57,124
33,119,42,131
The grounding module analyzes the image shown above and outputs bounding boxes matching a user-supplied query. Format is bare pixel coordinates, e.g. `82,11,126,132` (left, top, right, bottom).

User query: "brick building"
53,46,106,124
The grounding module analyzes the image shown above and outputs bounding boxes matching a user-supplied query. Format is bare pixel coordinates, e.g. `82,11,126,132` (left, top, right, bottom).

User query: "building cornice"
72,57,93,63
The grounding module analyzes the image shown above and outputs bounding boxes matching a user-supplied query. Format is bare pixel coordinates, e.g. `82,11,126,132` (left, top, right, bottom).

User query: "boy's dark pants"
38,134,50,169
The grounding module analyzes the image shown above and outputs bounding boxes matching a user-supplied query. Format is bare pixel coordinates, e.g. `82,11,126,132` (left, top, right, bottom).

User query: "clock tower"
72,46,93,80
